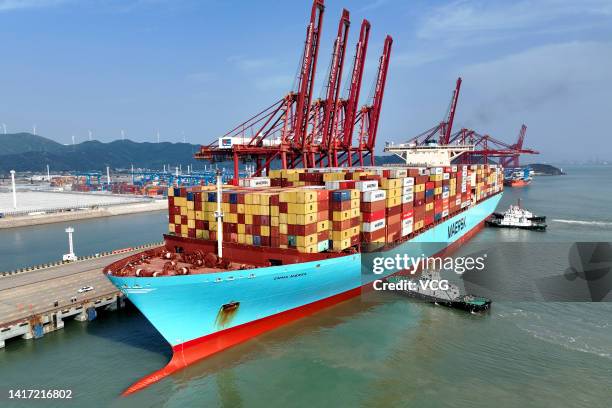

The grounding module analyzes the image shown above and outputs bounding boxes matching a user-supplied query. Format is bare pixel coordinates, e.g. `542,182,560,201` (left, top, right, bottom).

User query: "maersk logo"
448,217,466,239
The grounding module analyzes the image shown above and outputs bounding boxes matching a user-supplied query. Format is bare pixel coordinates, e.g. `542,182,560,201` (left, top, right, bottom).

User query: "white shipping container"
433,167,443,175
401,217,413,236
401,193,414,204
442,191,449,199
455,198,461,206
402,185,414,194
362,190,386,202
402,177,415,186
239,177,271,187
355,180,379,192
389,168,408,178
362,218,386,232
451,165,458,172
443,173,450,180
442,209,449,217
325,181,341,190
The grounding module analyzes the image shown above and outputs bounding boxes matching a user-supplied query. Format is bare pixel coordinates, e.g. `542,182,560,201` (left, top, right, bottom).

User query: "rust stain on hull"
215,301,240,328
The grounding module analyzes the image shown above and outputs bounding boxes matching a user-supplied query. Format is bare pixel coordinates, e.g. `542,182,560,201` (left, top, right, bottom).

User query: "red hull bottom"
123,220,486,396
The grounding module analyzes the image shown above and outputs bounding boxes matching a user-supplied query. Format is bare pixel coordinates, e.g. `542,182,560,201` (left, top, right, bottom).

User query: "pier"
0,246,158,348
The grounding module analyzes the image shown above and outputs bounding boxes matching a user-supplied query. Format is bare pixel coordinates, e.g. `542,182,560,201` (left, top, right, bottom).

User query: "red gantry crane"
195,0,392,183
397,79,537,166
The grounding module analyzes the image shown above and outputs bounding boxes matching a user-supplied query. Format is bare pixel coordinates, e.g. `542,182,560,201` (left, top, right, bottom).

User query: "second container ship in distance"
103,0,505,395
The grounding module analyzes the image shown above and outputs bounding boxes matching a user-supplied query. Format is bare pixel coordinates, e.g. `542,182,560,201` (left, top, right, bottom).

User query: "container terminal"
0,0,545,397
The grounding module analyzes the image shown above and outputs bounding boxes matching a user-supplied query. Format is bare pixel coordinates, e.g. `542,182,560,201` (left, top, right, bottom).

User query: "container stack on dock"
167,165,503,253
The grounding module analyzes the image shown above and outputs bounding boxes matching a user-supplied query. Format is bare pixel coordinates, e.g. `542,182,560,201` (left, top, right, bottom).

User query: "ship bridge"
383,142,473,167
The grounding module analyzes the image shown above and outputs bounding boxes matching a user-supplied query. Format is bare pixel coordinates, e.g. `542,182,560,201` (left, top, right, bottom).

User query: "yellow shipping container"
332,238,351,251
167,188,174,197
260,226,270,236
332,230,350,241
174,214,181,224
271,216,279,227
180,206,187,216
187,219,195,229
280,213,288,224
381,178,401,189
296,190,317,203
187,201,194,210
332,210,351,222
296,234,317,247
246,235,253,245
425,202,434,211
203,230,210,240
435,187,442,195
350,226,360,237
317,220,329,232
386,197,401,207
246,214,253,224
386,188,401,199
288,202,317,215
168,223,174,233
174,197,186,207
296,213,317,225
280,223,288,234
350,198,360,209
270,206,279,216
297,244,318,253
238,233,245,244
181,224,188,236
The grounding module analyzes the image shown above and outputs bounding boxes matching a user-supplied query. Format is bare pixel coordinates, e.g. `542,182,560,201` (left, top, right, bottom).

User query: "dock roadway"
0,250,149,348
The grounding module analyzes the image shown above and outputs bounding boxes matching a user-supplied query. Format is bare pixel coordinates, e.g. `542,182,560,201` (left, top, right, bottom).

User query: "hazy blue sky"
1,0,611,162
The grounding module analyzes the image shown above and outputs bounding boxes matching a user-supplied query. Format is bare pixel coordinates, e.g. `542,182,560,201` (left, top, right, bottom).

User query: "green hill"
0,133,404,173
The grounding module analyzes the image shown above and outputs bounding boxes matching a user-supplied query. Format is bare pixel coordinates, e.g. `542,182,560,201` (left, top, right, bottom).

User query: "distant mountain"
527,163,565,175
0,133,203,173
0,133,65,155
0,133,403,173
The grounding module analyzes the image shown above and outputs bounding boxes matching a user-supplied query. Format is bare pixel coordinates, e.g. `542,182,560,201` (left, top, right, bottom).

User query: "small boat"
487,200,546,230
388,271,492,313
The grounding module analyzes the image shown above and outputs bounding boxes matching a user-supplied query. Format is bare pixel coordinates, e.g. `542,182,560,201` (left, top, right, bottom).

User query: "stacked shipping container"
167,165,503,253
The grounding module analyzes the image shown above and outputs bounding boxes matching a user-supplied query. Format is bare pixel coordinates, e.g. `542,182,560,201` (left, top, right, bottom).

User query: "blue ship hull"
107,193,501,394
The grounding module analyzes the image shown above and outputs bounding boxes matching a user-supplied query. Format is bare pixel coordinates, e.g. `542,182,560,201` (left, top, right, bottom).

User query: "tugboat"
487,199,546,230
388,270,491,314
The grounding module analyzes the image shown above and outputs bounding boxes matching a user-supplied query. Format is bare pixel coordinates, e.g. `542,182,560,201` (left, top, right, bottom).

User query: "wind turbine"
2,123,6,134
32,124,36,135
121,129,125,141
88,130,93,141
72,135,76,145
182,131,186,143
157,130,160,143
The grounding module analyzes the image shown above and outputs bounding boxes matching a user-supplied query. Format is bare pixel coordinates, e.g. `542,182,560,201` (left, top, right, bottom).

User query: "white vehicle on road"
77,286,94,293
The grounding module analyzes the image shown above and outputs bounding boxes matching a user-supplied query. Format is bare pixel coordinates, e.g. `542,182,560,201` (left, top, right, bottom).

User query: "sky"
1,0,611,162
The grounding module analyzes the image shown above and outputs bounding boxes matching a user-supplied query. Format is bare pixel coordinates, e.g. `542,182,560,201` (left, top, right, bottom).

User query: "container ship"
104,164,503,394
504,167,533,187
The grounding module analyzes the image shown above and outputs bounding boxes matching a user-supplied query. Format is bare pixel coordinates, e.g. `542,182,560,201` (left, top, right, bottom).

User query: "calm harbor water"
1,166,611,408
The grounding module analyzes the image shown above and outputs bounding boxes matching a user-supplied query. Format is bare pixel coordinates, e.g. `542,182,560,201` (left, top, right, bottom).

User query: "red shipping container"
386,205,402,217
361,200,386,212
331,200,353,211
361,228,385,242
362,209,385,222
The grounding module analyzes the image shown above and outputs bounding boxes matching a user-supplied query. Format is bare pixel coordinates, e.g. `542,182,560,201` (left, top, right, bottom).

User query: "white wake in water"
553,219,612,227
